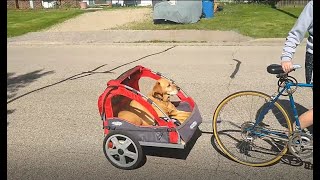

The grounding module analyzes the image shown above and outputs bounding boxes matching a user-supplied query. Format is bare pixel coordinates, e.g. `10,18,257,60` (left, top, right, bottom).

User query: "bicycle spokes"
213,91,292,166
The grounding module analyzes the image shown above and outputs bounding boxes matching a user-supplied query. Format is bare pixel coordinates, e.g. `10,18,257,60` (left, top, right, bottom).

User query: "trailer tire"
103,131,146,170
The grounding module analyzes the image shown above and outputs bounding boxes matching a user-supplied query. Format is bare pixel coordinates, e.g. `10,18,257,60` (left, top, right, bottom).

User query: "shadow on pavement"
7,109,16,126
209,132,313,169
281,153,313,170
142,127,202,160
7,70,55,101
7,70,55,120
277,99,313,134
272,7,299,19
207,132,236,162
230,59,241,79
6,64,112,105
7,109,15,115
7,46,176,105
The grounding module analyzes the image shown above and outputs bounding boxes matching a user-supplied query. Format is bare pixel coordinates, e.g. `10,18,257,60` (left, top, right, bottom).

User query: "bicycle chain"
250,125,313,159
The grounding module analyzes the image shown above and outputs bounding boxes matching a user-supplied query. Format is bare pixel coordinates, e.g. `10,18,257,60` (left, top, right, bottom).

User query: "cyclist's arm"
281,1,313,62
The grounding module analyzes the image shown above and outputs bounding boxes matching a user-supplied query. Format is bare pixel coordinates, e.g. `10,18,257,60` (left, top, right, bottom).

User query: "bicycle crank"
288,132,313,159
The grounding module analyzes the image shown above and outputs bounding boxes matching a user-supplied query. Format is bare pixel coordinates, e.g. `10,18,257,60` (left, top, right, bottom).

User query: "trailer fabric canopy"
153,0,202,24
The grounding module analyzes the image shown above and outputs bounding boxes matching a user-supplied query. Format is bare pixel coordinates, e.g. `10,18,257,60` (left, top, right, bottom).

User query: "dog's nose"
177,86,180,91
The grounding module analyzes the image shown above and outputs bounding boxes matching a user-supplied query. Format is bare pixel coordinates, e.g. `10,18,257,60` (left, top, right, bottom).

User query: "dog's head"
151,78,179,102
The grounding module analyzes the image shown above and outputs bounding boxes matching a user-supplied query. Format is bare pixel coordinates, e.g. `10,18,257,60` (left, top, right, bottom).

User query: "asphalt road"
7,43,313,180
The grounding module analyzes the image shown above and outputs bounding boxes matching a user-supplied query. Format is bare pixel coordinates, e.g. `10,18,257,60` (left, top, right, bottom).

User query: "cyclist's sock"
292,123,311,135
302,128,312,135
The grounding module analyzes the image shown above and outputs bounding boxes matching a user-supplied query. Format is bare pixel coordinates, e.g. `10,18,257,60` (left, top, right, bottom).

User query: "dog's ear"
152,81,163,99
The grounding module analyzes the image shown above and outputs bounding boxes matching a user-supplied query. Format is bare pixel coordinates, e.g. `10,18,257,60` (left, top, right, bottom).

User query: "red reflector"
108,142,113,148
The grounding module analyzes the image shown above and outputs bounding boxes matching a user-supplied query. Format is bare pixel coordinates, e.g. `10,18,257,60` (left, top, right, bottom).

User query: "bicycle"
212,64,313,167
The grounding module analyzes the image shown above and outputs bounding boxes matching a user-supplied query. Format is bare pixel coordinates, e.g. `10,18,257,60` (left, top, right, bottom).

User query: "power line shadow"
7,46,176,105
7,70,55,101
272,7,299,19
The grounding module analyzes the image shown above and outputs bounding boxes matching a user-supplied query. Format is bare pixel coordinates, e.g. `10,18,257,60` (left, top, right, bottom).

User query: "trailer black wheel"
103,131,146,170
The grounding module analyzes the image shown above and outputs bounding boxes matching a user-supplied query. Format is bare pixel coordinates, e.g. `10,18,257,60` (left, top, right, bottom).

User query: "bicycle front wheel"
213,91,293,167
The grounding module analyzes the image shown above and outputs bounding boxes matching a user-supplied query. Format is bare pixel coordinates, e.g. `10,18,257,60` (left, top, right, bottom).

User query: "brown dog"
117,78,191,126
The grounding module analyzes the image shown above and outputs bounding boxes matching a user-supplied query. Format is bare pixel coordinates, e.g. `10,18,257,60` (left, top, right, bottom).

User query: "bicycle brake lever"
292,64,302,70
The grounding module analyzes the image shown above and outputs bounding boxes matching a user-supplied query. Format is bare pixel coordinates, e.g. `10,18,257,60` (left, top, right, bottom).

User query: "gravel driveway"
46,8,152,32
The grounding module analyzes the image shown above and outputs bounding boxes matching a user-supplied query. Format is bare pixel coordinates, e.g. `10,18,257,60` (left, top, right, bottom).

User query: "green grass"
116,4,304,38
7,4,304,38
7,9,85,37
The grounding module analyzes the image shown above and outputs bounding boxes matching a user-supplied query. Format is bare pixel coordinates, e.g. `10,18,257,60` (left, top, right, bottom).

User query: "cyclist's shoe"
292,123,312,136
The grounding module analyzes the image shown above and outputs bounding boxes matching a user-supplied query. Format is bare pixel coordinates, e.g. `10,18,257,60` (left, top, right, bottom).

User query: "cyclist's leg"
305,52,313,84
299,108,313,129
298,52,313,130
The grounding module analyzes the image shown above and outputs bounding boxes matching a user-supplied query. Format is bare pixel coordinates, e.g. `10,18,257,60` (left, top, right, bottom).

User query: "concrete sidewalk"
8,30,300,46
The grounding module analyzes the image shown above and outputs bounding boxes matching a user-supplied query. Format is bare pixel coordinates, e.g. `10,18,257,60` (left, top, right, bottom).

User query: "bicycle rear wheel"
213,91,293,166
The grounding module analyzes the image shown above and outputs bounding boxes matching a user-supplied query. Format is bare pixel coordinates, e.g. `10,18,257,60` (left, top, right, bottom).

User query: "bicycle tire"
213,91,293,167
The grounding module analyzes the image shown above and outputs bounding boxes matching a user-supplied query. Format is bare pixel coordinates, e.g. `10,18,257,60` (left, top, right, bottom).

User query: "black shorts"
305,52,313,84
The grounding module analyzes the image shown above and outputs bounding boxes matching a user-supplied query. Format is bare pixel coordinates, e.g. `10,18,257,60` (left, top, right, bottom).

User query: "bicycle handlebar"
292,64,302,70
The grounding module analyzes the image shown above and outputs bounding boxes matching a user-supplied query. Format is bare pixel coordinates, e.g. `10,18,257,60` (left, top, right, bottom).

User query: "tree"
15,0,20,9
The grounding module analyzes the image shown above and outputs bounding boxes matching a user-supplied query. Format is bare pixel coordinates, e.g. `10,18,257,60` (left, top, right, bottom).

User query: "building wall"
138,0,152,6
82,0,95,5
111,0,123,6
42,0,57,8
111,0,152,6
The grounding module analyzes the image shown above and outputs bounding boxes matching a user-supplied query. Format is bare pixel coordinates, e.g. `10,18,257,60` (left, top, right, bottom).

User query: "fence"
216,0,310,7
276,0,309,7
7,0,310,9
7,0,83,9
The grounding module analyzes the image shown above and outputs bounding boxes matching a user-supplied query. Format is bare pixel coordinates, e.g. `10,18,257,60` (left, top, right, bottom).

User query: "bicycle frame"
252,81,313,140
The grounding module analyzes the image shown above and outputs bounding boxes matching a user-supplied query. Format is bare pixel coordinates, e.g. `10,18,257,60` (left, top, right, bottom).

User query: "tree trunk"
15,0,20,9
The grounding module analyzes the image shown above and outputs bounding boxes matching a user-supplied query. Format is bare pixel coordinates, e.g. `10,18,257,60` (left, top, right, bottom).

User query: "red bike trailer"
98,65,202,169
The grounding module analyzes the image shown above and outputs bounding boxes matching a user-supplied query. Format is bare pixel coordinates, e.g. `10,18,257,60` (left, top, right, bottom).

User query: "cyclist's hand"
281,61,293,73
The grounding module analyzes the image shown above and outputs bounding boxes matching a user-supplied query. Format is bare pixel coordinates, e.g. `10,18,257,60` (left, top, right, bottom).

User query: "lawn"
7,4,304,38
116,4,304,38
7,9,85,37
